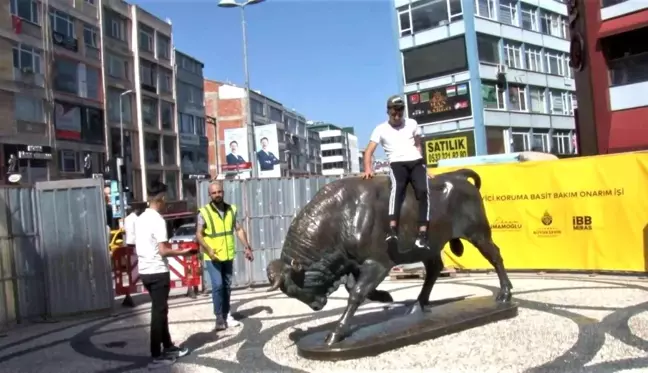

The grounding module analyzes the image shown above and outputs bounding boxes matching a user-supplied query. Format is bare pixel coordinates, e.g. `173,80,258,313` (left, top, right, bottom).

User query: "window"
508,85,527,111
159,69,172,93
602,0,630,7
269,106,283,122
83,24,98,48
107,54,128,80
531,130,550,152
545,50,565,76
181,56,197,73
475,0,495,19
157,36,170,60
142,97,158,127
10,0,39,24
83,107,104,145
410,0,452,34
144,133,160,163
498,0,517,26
180,113,194,134
86,67,100,100
250,98,264,115
138,25,154,52
109,16,125,41
165,172,178,200
12,44,42,74
163,136,176,165
398,9,412,36
604,26,648,86
540,13,567,39
140,60,156,87
510,130,530,152
161,101,174,130
84,0,95,5
529,87,546,113
49,9,75,39
549,90,570,115
59,150,80,172
551,130,571,154
107,88,132,123
504,42,523,69
525,47,543,72
482,82,505,109
449,0,463,21
521,5,537,31
53,58,77,94
195,117,206,136
477,34,500,64
570,94,577,114
14,94,44,123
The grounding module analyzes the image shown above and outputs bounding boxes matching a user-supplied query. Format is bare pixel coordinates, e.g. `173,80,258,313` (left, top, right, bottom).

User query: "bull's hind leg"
325,259,390,346
469,235,513,302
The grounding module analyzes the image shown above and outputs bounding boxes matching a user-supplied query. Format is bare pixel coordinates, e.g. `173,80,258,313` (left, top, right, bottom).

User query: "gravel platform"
1,273,648,373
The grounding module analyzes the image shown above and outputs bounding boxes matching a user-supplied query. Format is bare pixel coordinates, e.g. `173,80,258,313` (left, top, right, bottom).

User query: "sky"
130,0,402,157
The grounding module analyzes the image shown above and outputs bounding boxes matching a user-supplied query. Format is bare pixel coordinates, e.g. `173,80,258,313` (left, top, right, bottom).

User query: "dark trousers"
204,260,233,321
141,272,173,358
388,158,430,227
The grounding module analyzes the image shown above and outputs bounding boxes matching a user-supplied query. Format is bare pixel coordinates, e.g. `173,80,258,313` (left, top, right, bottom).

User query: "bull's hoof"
406,301,425,315
368,290,393,303
495,289,512,303
324,329,350,346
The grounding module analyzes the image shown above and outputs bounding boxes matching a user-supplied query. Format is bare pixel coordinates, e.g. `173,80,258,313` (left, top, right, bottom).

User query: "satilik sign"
422,130,475,167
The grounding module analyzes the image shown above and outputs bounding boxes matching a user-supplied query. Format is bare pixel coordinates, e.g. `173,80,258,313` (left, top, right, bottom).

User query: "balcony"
13,67,45,88
52,31,78,53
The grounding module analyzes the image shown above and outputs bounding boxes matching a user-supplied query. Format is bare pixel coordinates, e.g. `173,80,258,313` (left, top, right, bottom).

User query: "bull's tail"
452,168,481,190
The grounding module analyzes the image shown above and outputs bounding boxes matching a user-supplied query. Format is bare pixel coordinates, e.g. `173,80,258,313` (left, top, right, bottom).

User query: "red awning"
599,9,648,39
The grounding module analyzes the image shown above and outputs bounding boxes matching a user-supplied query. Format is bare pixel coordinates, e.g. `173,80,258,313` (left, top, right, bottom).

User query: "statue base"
296,296,518,361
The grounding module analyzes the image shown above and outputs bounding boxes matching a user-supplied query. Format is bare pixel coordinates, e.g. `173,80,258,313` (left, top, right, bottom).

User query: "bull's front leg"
325,259,390,346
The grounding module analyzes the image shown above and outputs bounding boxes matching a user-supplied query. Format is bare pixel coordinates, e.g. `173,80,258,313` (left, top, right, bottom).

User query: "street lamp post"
119,90,133,221
218,0,265,178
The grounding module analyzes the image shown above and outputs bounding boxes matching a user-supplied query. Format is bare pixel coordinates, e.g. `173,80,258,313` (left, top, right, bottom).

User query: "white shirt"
134,208,169,275
369,118,423,163
124,212,138,245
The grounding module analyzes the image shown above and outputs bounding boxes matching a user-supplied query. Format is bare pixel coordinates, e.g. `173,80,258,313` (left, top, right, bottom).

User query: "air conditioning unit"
497,64,507,74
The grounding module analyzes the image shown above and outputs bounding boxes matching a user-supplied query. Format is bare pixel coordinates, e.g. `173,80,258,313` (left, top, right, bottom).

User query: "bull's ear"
290,259,304,273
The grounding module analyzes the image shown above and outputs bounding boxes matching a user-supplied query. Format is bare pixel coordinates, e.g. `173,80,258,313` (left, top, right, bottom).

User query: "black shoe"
414,232,430,250
164,345,189,358
386,227,399,252
215,318,227,331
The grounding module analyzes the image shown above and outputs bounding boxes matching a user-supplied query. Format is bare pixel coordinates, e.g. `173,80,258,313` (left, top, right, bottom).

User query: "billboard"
222,127,252,178
407,82,472,124
54,101,82,140
423,130,475,167
254,123,281,178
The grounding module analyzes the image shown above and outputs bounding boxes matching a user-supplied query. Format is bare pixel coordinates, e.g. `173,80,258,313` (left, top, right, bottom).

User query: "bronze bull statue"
266,168,513,345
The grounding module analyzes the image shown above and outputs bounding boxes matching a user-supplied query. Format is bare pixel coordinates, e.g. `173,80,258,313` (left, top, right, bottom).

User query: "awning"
599,9,648,38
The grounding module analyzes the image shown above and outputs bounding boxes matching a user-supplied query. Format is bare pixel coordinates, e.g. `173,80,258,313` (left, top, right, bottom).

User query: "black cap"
386,95,405,109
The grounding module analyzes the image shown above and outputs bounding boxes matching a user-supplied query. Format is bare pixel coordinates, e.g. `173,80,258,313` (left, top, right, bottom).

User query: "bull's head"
266,258,330,311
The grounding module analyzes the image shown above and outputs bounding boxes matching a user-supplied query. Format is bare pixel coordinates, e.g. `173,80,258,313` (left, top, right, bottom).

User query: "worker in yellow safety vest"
196,181,254,331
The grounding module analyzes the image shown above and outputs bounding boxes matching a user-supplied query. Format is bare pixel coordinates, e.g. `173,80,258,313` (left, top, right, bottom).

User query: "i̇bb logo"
572,216,592,230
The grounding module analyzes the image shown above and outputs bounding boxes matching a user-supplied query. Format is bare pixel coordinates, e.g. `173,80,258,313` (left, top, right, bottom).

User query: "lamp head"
218,0,240,7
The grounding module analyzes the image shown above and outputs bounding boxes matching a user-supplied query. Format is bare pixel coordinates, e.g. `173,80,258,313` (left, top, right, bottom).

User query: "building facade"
174,49,206,205
570,0,648,155
395,0,577,165
307,122,359,176
2,0,104,183
204,80,321,177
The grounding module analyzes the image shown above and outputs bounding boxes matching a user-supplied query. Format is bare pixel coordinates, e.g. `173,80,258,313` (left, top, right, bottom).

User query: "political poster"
222,127,252,178
254,123,281,178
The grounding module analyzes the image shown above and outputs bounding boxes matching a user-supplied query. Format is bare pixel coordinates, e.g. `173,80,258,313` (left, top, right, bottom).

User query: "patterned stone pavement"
1,273,648,373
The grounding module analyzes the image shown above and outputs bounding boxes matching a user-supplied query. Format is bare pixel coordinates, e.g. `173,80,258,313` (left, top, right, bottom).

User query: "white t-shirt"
369,118,423,163
124,212,138,245
134,208,169,275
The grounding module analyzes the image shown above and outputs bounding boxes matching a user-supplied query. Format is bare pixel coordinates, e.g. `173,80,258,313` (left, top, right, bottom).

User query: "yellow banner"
431,152,648,272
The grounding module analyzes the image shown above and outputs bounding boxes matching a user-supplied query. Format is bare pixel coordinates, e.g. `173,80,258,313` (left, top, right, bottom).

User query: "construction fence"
0,178,112,331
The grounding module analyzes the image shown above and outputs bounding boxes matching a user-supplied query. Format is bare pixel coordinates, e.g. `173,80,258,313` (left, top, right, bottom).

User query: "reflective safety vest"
198,203,237,261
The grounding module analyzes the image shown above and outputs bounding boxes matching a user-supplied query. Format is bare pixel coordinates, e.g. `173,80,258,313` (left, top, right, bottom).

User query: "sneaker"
414,232,430,250
215,319,227,331
227,314,241,327
386,227,399,251
147,356,175,369
164,345,189,358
